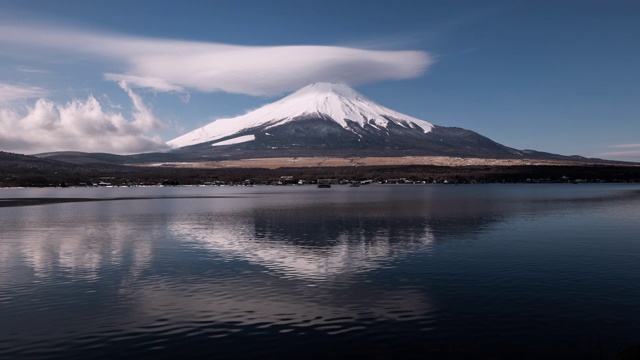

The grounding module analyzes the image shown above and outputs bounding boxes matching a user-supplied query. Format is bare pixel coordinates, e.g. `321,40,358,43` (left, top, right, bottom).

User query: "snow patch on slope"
211,134,255,147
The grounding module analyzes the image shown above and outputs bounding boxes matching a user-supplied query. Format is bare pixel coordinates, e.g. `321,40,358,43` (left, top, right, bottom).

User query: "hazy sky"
0,0,638,160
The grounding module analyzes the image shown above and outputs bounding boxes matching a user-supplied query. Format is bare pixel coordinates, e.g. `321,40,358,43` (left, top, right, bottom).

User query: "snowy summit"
168,82,433,148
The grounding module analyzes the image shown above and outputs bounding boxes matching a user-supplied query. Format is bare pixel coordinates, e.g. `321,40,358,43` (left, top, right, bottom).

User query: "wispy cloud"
0,23,433,96
0,83,169,154
14,65,50,74
0,83,49,104
593,144,640,161
608,143,640,149
594,150,640,159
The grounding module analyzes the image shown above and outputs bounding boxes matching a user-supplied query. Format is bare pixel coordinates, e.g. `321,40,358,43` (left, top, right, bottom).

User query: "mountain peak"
292,82,361,99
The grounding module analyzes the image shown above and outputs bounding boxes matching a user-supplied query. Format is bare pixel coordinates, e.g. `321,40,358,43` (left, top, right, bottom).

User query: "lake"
1,184,639,359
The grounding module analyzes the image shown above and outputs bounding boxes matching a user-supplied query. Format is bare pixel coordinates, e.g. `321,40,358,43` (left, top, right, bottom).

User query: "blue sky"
0,0,638,161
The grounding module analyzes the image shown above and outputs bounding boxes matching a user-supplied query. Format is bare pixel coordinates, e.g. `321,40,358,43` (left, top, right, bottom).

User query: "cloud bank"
0,24,433,96
0,82,168,154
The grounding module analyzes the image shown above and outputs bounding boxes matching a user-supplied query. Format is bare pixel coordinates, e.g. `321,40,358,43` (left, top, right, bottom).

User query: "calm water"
1,184,639,359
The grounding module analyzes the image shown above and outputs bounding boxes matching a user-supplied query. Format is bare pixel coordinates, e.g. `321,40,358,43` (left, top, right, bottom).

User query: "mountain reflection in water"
171,207,434,280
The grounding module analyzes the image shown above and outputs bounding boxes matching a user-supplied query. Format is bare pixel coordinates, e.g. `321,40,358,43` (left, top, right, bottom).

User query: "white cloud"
0,82,169,154
0,83,49,104
0,23,433,96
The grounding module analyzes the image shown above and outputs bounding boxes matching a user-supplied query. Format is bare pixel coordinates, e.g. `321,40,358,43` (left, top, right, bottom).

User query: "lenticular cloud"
0,83,169,154
105,45,432,96
0,24,433,96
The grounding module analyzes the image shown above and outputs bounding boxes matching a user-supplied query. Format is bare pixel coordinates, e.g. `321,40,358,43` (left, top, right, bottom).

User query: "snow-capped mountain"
166,82,556,160
168,82,433,148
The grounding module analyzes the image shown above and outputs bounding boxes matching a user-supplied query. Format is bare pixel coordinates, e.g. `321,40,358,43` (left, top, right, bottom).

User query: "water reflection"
134,205,438,340
170,207,434,281
1,185,639,359
0,214,154,287
3,184,638,287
